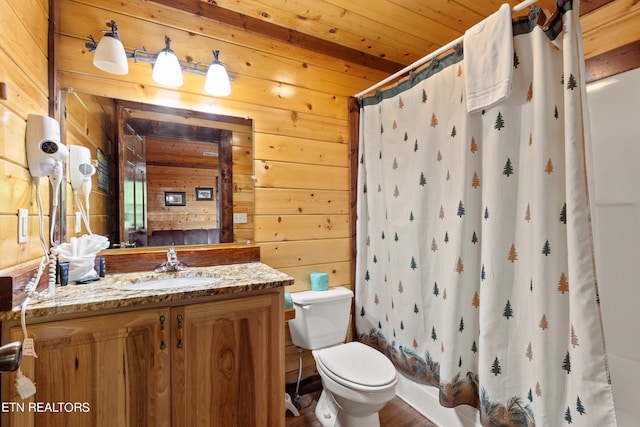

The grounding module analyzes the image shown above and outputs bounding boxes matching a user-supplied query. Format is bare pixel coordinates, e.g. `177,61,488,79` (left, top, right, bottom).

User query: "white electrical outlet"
18,209,28,244
233,213,248,224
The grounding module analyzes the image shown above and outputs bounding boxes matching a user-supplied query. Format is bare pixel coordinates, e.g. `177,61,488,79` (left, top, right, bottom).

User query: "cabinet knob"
176,314,183,349
159,315,166,350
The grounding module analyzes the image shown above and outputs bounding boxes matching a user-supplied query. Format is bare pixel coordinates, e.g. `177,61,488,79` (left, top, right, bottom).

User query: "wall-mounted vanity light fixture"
90,21,128,75
86,21,232,96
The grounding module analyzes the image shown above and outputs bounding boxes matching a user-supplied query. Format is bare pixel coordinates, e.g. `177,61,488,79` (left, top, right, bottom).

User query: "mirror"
61,91,254,248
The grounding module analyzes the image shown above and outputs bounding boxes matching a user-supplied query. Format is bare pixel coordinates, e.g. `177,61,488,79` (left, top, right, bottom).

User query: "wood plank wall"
0,0,51,271
146,136,220,233
2,0,638,386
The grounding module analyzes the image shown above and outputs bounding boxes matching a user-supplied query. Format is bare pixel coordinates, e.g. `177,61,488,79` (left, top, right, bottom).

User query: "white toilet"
289,287,398,427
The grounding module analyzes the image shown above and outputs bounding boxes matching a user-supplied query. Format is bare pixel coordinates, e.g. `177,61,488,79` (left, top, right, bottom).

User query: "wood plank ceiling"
151,0,640,81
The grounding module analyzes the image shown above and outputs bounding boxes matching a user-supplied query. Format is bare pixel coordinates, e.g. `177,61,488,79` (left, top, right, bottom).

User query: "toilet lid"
316,342,396,387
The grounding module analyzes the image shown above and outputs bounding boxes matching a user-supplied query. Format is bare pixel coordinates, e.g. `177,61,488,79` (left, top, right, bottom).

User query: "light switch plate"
18,209,28,244
233,213,248,224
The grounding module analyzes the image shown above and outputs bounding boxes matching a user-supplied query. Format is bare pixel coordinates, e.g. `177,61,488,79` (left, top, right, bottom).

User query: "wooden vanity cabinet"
3,308,171,427
1,291,284,427
171,292,283,427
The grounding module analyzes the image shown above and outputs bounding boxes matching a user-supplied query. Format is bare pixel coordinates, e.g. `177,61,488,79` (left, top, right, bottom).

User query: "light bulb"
204,50,231,96
152,36,183,88
153,51,183,87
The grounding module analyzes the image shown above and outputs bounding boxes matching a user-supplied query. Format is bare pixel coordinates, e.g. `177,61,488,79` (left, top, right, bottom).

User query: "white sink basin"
120,277,213,291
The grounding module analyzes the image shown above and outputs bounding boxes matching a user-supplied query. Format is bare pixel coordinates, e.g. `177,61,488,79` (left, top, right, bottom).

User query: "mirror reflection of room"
62,91,253,248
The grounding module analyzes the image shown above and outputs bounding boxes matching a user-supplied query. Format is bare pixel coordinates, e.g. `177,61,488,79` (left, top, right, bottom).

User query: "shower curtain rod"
354,0,539,98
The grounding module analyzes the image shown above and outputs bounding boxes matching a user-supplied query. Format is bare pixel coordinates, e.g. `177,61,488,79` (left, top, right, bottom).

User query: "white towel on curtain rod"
354,0,539,99
464,3,514,112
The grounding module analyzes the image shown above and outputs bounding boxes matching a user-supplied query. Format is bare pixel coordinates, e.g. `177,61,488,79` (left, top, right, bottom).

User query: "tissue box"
284,292,294,309
310,272,329,291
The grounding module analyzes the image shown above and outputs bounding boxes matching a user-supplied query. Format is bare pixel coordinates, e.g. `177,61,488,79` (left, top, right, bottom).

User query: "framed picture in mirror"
195,187,214,201
165,191,186,206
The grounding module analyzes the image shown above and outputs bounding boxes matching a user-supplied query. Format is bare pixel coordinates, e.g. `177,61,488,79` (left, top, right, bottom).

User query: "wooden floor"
285,390,437,427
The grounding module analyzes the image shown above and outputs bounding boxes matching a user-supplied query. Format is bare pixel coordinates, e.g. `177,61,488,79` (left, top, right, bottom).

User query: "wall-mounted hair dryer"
69,145,96,191
26,114,68,178
26,114,68,246
69,145,96,235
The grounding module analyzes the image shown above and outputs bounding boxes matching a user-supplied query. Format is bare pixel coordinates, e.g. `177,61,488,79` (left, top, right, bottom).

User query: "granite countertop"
1,262,294,322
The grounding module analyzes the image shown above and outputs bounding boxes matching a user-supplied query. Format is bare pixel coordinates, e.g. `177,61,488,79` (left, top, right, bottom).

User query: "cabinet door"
4,308,171,427
172,291,284,427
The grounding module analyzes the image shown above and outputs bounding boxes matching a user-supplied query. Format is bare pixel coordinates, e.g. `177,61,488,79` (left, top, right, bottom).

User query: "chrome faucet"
156,246,185,272
113,241,137,248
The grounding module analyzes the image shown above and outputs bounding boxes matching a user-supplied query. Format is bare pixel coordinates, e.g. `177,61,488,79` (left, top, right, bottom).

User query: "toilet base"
314,390,337,427
314,389,381,427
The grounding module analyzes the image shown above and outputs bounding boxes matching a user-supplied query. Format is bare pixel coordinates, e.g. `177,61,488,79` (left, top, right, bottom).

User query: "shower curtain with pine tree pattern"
355,2,617,426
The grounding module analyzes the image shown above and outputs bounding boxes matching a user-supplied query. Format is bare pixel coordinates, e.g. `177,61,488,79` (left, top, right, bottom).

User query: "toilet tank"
289,287,354,350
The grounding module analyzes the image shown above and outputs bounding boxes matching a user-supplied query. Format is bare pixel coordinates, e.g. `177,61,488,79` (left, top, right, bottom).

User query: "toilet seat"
315,342,397,391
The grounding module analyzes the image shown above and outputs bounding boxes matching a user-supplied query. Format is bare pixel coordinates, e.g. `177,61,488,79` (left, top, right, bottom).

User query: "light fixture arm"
212,50,222,64
105,20,121,40
132,47,153,63
162,36,173,53
85,35,99,51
